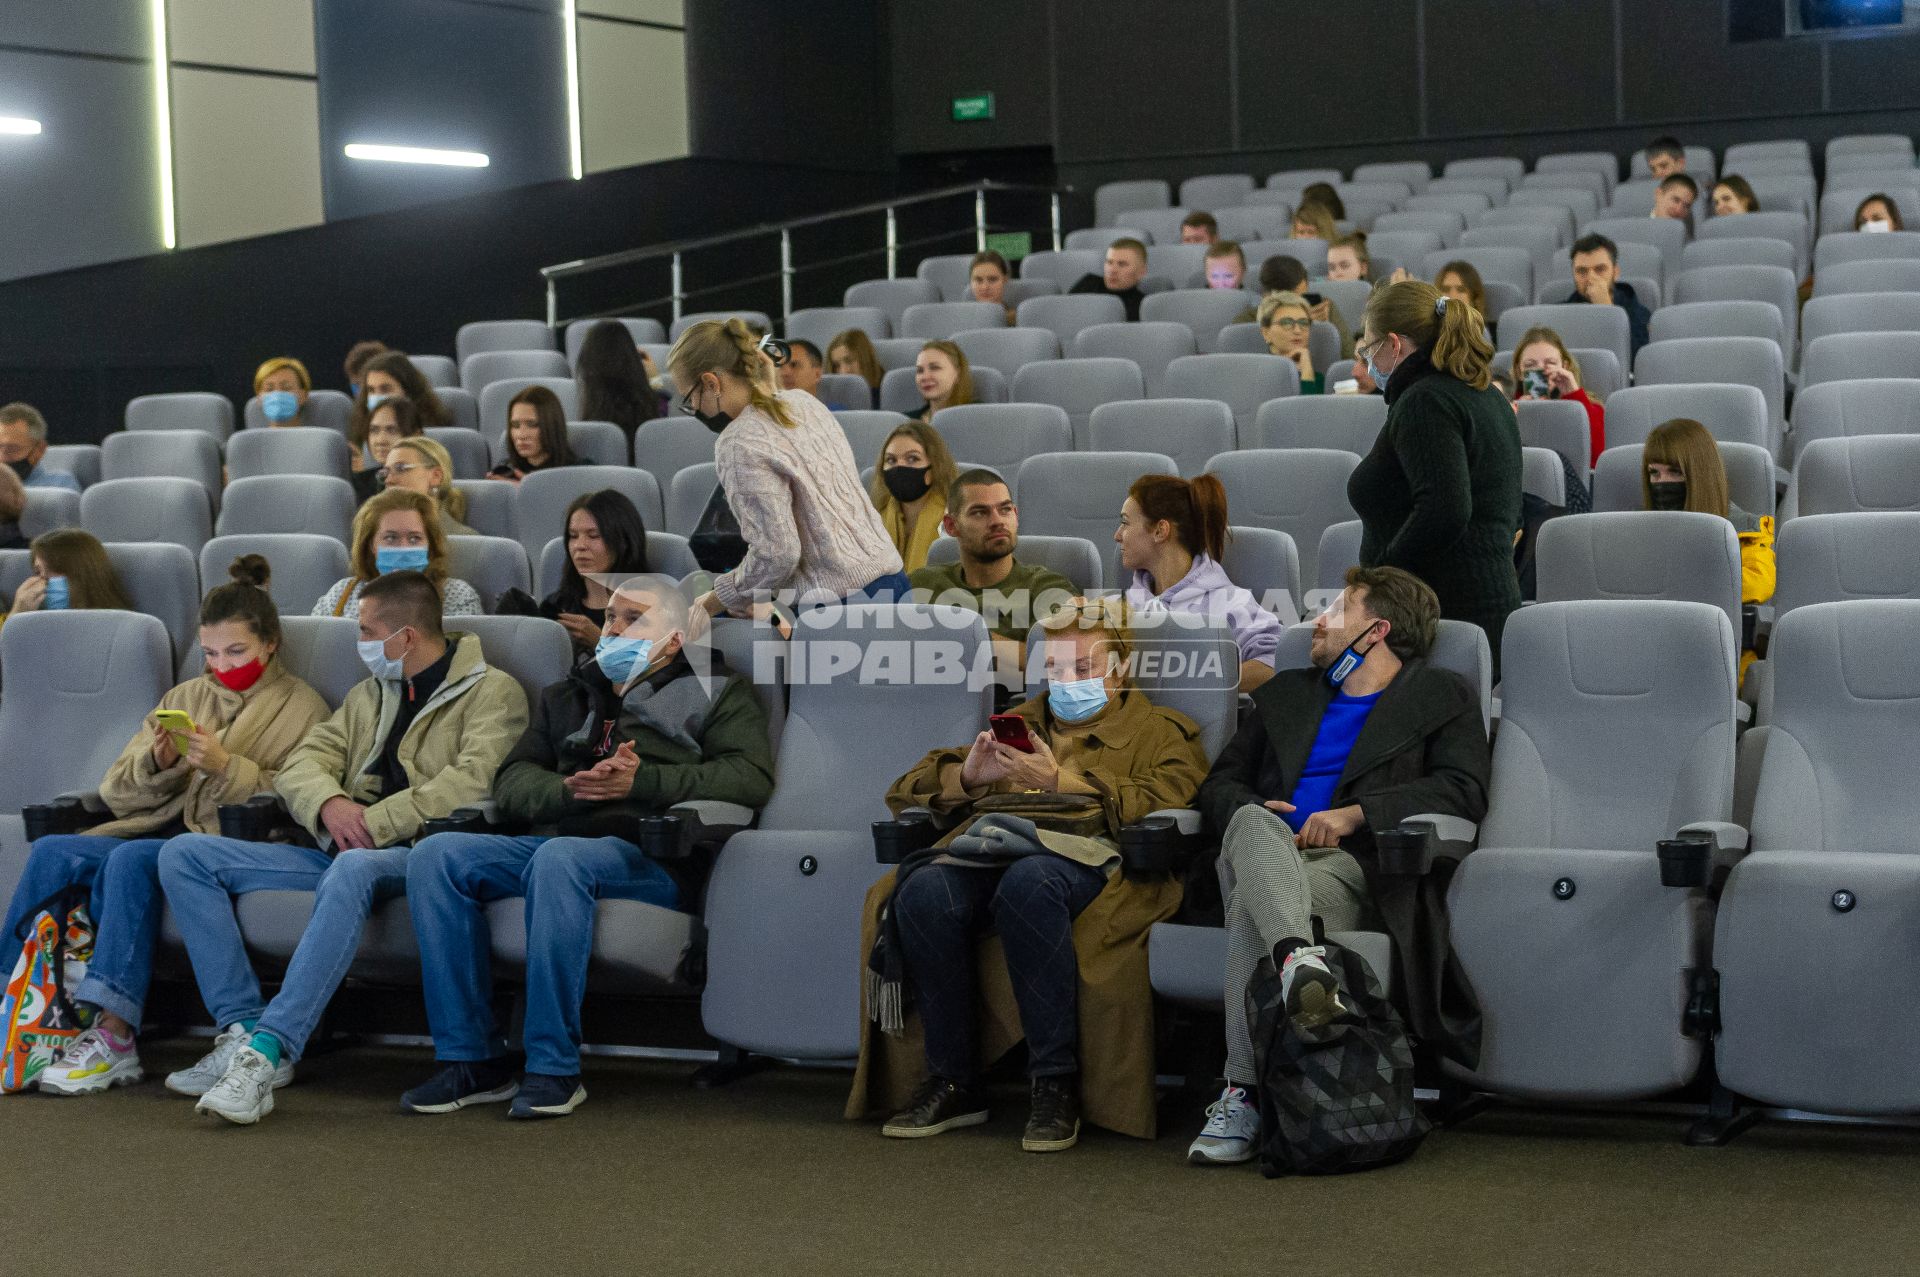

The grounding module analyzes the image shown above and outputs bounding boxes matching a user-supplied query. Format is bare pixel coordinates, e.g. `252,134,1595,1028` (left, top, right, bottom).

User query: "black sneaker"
400,1058,519,1114
1022,1074,1080,1153
881,1075,989,1139
509,1072,587,1119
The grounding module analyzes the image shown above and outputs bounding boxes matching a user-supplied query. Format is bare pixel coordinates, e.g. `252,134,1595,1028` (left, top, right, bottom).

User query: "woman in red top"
1510,326,1605,467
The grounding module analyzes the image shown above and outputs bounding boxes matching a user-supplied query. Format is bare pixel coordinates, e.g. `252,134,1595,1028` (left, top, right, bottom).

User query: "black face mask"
5,457,33,482
1648,480,1688,511
882,465,931,503
693,407,734,435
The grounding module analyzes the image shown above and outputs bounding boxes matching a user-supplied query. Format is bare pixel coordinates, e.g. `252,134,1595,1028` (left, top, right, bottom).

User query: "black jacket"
1349,349,1524,663
1561,280,1652,363
1068,274,1145,321
1195,659,1491,1067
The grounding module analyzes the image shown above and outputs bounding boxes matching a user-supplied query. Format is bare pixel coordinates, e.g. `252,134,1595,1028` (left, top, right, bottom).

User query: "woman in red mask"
2,554,331,1097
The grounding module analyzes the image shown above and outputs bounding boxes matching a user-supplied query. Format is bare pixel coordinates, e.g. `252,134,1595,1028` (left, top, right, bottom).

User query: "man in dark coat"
1184,566,1490,1165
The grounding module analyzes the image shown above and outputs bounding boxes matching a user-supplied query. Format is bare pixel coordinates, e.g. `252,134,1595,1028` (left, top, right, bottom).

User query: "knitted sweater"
711,389,902,611
313,575,484,620
1348,349,1523,629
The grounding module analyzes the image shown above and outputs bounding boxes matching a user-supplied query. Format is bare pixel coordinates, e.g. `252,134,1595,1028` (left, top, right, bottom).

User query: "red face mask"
212,658,267,692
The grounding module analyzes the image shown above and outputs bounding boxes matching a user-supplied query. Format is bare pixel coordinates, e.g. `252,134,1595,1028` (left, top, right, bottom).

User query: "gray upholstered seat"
512,466,664,558
1447,599,1737,1099
1534,511,1743,636
950,326,1060,380
455,320,556,364
933,403,1072,478
1012,357,1144,450
1068,321,1197,396
1602,383,1770,451
1206,448,1359,588
1249,394,1386,454
444,535,532,610
82,477,212,554
227,427,351,480
200,534,349,617
1089,399,1233,479
1715,601,1920,1115
217,476,355,542
461,349,570,393
125,392,234,442
1159,353,1298,440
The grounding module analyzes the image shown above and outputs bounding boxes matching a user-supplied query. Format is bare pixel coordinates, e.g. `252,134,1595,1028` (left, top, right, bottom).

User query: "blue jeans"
893,856,1108,1082
1,835,168,1026
156,834,410,1061
407,833,680,1077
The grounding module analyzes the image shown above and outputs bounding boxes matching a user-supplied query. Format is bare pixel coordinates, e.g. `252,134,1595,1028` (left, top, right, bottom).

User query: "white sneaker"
165,1024,293,1097
38,1027,143,1096
1186,1084,1260,1164
1280,945,1345,1030
195,1045,281,1125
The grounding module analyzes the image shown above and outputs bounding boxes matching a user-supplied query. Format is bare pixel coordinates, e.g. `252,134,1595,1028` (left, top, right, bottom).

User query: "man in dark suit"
1184,566,1491,1165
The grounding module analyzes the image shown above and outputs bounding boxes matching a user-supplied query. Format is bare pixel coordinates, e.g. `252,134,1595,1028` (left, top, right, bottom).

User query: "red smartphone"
989,714,1036,753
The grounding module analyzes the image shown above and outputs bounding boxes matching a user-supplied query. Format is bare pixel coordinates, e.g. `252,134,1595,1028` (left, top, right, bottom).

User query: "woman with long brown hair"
313,488,482,619
868,421,958,573
1349,279,1523,673
1118,473,1282,691
4,528,134,628
488,385,578,483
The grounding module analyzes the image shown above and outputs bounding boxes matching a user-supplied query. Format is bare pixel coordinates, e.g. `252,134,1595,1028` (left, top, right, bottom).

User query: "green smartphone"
152,709,196,751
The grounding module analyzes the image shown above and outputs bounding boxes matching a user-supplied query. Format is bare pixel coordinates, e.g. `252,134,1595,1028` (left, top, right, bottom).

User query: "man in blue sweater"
1184,567,1491,1165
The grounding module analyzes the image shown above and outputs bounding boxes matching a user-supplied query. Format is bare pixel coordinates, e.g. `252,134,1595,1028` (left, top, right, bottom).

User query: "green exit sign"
951,92,995,122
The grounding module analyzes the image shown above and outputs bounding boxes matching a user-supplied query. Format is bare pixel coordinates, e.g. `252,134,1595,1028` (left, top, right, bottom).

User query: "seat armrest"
639,800,755,861
22,796,94,841
1657,822,1747,888
1680,820,1749,873
1389,814,1479,870
418,804,493,840
53,791,109,814
872,809,942,864
1119,809,1201,880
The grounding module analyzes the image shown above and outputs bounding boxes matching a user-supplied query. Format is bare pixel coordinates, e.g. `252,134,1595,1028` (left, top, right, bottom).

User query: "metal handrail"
538,179,1070,330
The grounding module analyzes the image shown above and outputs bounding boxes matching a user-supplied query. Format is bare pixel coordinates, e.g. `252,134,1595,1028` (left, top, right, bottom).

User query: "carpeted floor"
2,1038,1914,1277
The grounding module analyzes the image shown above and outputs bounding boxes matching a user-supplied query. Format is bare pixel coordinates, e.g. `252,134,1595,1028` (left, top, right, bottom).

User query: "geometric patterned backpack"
1246,938,1430,1176
0,889,95,1093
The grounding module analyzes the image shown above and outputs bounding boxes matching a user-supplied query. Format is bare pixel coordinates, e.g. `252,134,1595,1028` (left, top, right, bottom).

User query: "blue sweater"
1282,688,1383,833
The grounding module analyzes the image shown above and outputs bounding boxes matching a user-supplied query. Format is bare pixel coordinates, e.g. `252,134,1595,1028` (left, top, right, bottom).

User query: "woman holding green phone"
1,555,330,1096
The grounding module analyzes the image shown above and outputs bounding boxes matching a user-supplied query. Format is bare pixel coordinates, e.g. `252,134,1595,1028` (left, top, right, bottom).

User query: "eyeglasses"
387,462,429,477
1355,335,1386,361
1266,317,1311,332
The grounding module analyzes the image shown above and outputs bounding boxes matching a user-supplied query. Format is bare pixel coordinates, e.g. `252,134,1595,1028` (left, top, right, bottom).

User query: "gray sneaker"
196,1045,279,1126
165,1025,293,1097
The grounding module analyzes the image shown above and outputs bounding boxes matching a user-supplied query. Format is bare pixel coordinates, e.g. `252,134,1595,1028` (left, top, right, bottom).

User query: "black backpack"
1246,939,1430,1176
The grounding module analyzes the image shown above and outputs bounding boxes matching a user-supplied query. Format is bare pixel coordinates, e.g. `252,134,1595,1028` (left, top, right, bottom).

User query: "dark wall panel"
891,0,1052,154
0,157,896,443
1054,0,1233,163
1619,0,1821,122
1425,0,1615,136
0,1,147,59
0,50,160,283
685,0,892,172
1828,31,1920,112
315,0,570,222
1239,0,1419,155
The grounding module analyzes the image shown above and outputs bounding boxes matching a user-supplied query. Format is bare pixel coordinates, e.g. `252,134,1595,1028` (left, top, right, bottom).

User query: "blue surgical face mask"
595,633,654,685
1366,336,1396,389
375,545,429,575
356,627,409,681
1325,620,1383,688
261,390,300,422
366,393,394,411
1049,675,1109,723
41,575,69,611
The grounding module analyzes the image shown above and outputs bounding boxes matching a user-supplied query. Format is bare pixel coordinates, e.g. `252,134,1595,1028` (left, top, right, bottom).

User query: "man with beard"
1183,566,1490,1166
909,469,1077,678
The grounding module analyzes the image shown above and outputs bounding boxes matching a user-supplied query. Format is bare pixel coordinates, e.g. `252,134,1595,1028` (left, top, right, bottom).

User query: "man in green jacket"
156,571,530,1125
401,573,775,1120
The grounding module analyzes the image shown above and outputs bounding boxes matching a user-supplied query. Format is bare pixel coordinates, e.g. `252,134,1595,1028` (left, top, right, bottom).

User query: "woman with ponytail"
668,318,906,615
1349,280,1523,674
2,555,330,1095
1118,473,1282,691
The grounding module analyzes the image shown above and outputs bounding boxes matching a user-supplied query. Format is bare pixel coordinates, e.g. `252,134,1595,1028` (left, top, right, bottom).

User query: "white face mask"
1861,218,1894,234
356,627,409,681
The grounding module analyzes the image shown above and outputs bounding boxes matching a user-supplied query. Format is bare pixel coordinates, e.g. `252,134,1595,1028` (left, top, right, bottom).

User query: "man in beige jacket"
154,572,528,1125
